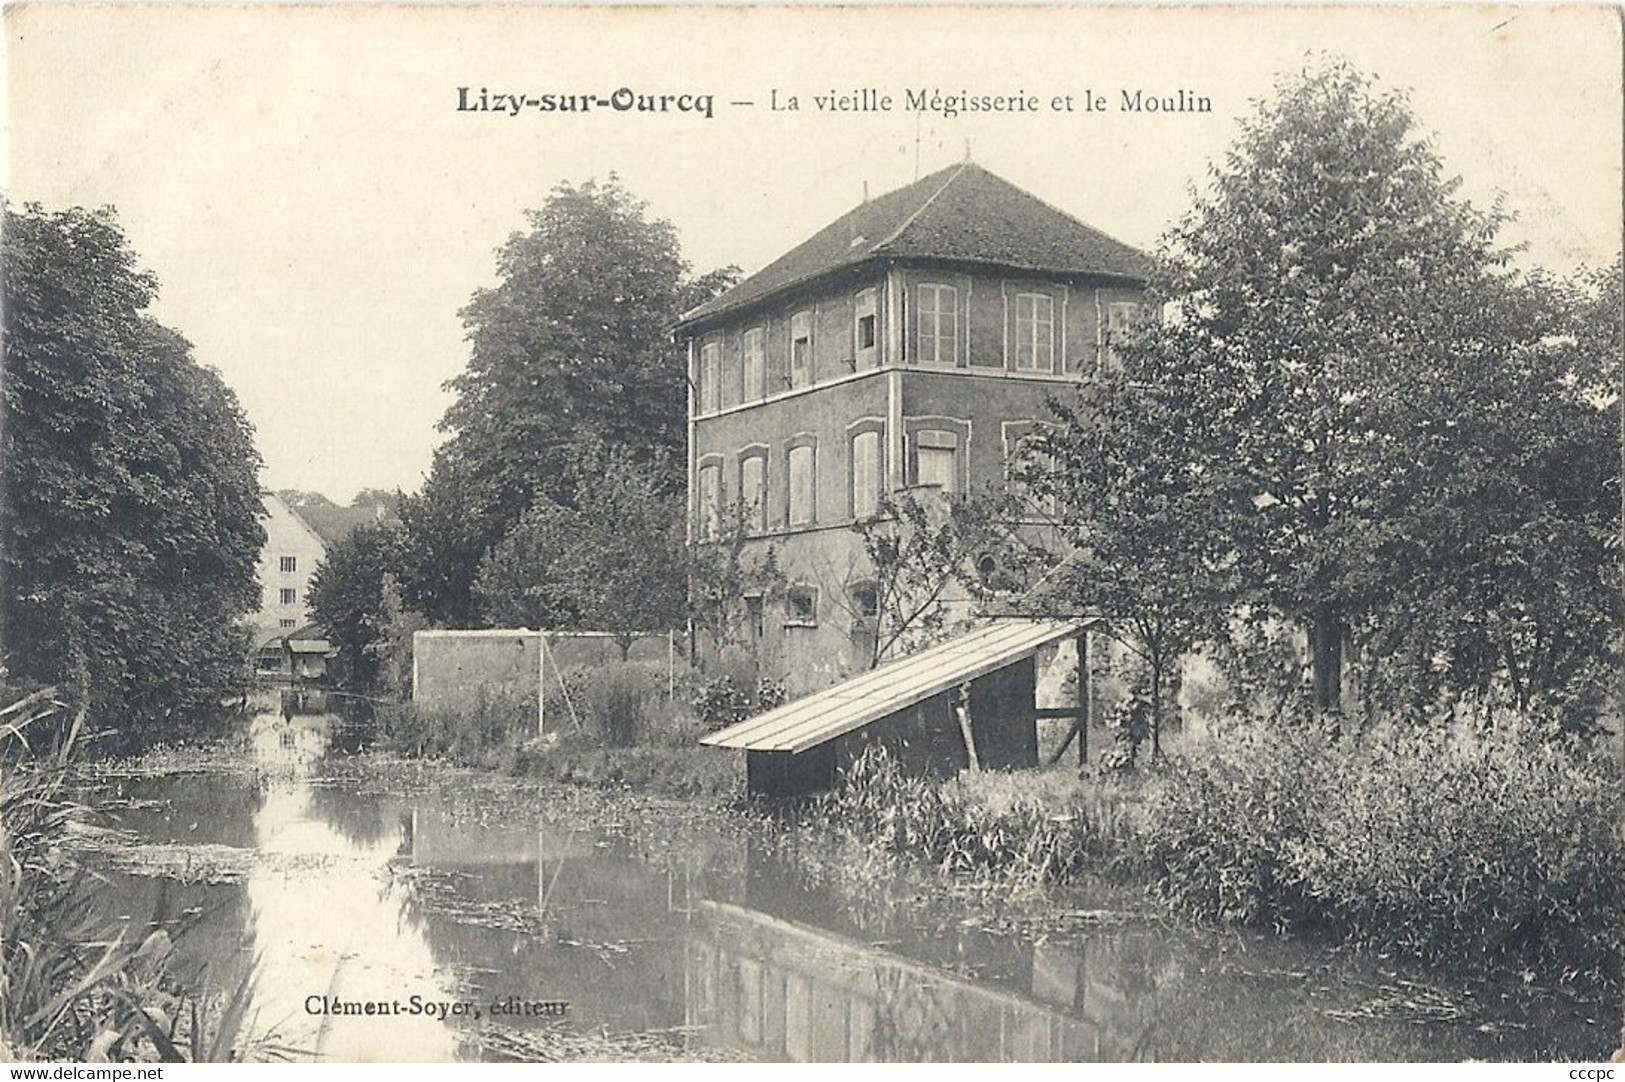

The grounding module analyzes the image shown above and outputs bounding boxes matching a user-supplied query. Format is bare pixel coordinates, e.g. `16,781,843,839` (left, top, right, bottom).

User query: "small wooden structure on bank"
701,618,1094,797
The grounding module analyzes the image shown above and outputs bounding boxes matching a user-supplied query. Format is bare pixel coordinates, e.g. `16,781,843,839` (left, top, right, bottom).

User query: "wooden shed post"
954,682,981,772
1076,632,1091,769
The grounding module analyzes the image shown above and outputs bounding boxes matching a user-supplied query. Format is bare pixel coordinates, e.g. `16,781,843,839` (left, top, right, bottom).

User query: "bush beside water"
375,662,742,799
802,716,1621,984
1139,717,1622,975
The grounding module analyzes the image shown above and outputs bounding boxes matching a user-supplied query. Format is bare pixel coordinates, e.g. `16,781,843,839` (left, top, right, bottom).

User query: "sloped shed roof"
700,618,1088,755
677,163,1150,330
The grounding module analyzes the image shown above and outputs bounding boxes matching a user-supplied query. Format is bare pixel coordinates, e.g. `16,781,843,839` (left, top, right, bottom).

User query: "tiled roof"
700,617,1088,754
678,163,1150,329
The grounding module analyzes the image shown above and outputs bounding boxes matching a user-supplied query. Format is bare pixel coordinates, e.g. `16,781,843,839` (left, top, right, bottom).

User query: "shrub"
552,661,692,747
376,686,534,766
1138,715,1623,974
795,746,1140,888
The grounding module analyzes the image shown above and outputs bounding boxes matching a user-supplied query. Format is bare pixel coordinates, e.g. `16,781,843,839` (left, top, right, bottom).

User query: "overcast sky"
8,4,1620,502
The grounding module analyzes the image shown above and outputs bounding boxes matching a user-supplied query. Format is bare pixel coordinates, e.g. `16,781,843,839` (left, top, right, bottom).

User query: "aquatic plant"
374,667,741,800
1,687,288,1061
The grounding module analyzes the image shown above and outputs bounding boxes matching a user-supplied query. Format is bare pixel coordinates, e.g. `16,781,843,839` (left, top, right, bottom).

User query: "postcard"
4,3,1620,1066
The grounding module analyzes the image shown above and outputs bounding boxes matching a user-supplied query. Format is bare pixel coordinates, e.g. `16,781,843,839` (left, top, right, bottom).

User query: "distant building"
674,162,1149,693
252,493,327,651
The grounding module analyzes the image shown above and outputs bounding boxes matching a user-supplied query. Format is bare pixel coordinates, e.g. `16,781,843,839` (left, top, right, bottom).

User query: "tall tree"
2,202,264,744
410,177,735,625
472,442,688,657
307,520,412,689
1023,372,1239,756
1151,59,1535,714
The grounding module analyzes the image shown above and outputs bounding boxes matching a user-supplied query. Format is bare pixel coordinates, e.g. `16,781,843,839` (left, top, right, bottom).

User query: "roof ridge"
870,160,972,255
979,169,1149,271
268,492,329,550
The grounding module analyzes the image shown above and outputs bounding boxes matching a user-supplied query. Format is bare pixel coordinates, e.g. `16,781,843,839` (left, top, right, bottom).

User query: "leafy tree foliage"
1040,59,1619,727
847,490,1022,668
409,177,736,625
1150,59,1539,712
472,442,687,657
306,521,412,689
1,203,264,744
688,509,785,657
1023,373,1239,755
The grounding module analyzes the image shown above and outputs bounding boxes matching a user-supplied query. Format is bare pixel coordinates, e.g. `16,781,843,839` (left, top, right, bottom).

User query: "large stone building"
252,493,327,646
675,162,1149,693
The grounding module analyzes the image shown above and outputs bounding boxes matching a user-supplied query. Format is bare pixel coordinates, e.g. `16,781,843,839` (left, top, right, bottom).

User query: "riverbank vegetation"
0,690,275,1061
787,714,1621,988
374,661,742,799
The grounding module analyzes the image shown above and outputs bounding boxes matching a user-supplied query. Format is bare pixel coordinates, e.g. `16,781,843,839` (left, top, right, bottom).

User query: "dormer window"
1014,293,1055,372
916,284,958,365
790,311,813,389
854,289,878,369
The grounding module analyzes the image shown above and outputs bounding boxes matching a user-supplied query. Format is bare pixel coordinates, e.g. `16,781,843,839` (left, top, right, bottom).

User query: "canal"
80,695,1611,1062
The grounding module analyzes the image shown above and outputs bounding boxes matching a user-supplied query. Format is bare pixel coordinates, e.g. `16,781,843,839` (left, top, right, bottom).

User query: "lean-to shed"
701,618,1091,796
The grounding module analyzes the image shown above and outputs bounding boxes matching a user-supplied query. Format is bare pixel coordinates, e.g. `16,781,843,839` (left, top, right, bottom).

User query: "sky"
7,4,1621,502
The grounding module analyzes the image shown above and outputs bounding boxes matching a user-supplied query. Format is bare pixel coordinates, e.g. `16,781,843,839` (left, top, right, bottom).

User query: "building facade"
252,493,327,647
676,163,1149,694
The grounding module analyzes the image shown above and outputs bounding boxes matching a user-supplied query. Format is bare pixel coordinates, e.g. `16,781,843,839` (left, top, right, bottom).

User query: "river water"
84,695,1612,1062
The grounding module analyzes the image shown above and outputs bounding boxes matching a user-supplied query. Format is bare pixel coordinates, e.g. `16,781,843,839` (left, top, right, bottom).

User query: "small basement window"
785,585,819,627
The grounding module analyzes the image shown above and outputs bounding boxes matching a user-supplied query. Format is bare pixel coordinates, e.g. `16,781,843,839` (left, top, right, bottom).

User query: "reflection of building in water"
686,900,1152,1062
248,696,331,768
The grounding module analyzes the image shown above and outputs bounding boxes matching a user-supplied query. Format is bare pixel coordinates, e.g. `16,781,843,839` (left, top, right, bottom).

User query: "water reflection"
97,694,1605,1062
686,900,1113,1061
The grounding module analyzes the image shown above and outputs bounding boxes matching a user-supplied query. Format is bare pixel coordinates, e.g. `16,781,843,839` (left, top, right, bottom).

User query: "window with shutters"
854,289,878,368
279,556,297,573
916,284,957,365
699,340,722,412
742,327,766,401
910,430,959,493
1102,301,1142,372
1003,420,1060,517
739,451,767,535
787,442,816,526
849,429,882,520
279,588,297,605
790,311,813,389
1013,293,1055,372
697,461,722,540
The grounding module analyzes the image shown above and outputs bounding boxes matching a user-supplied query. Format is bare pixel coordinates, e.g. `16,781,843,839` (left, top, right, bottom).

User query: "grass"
1137,714,1622,979
1,687,287,1062
374,662,742,800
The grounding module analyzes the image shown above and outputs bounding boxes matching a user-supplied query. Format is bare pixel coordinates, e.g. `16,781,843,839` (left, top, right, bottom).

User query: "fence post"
537,631,546,738
1076,631,1090,770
